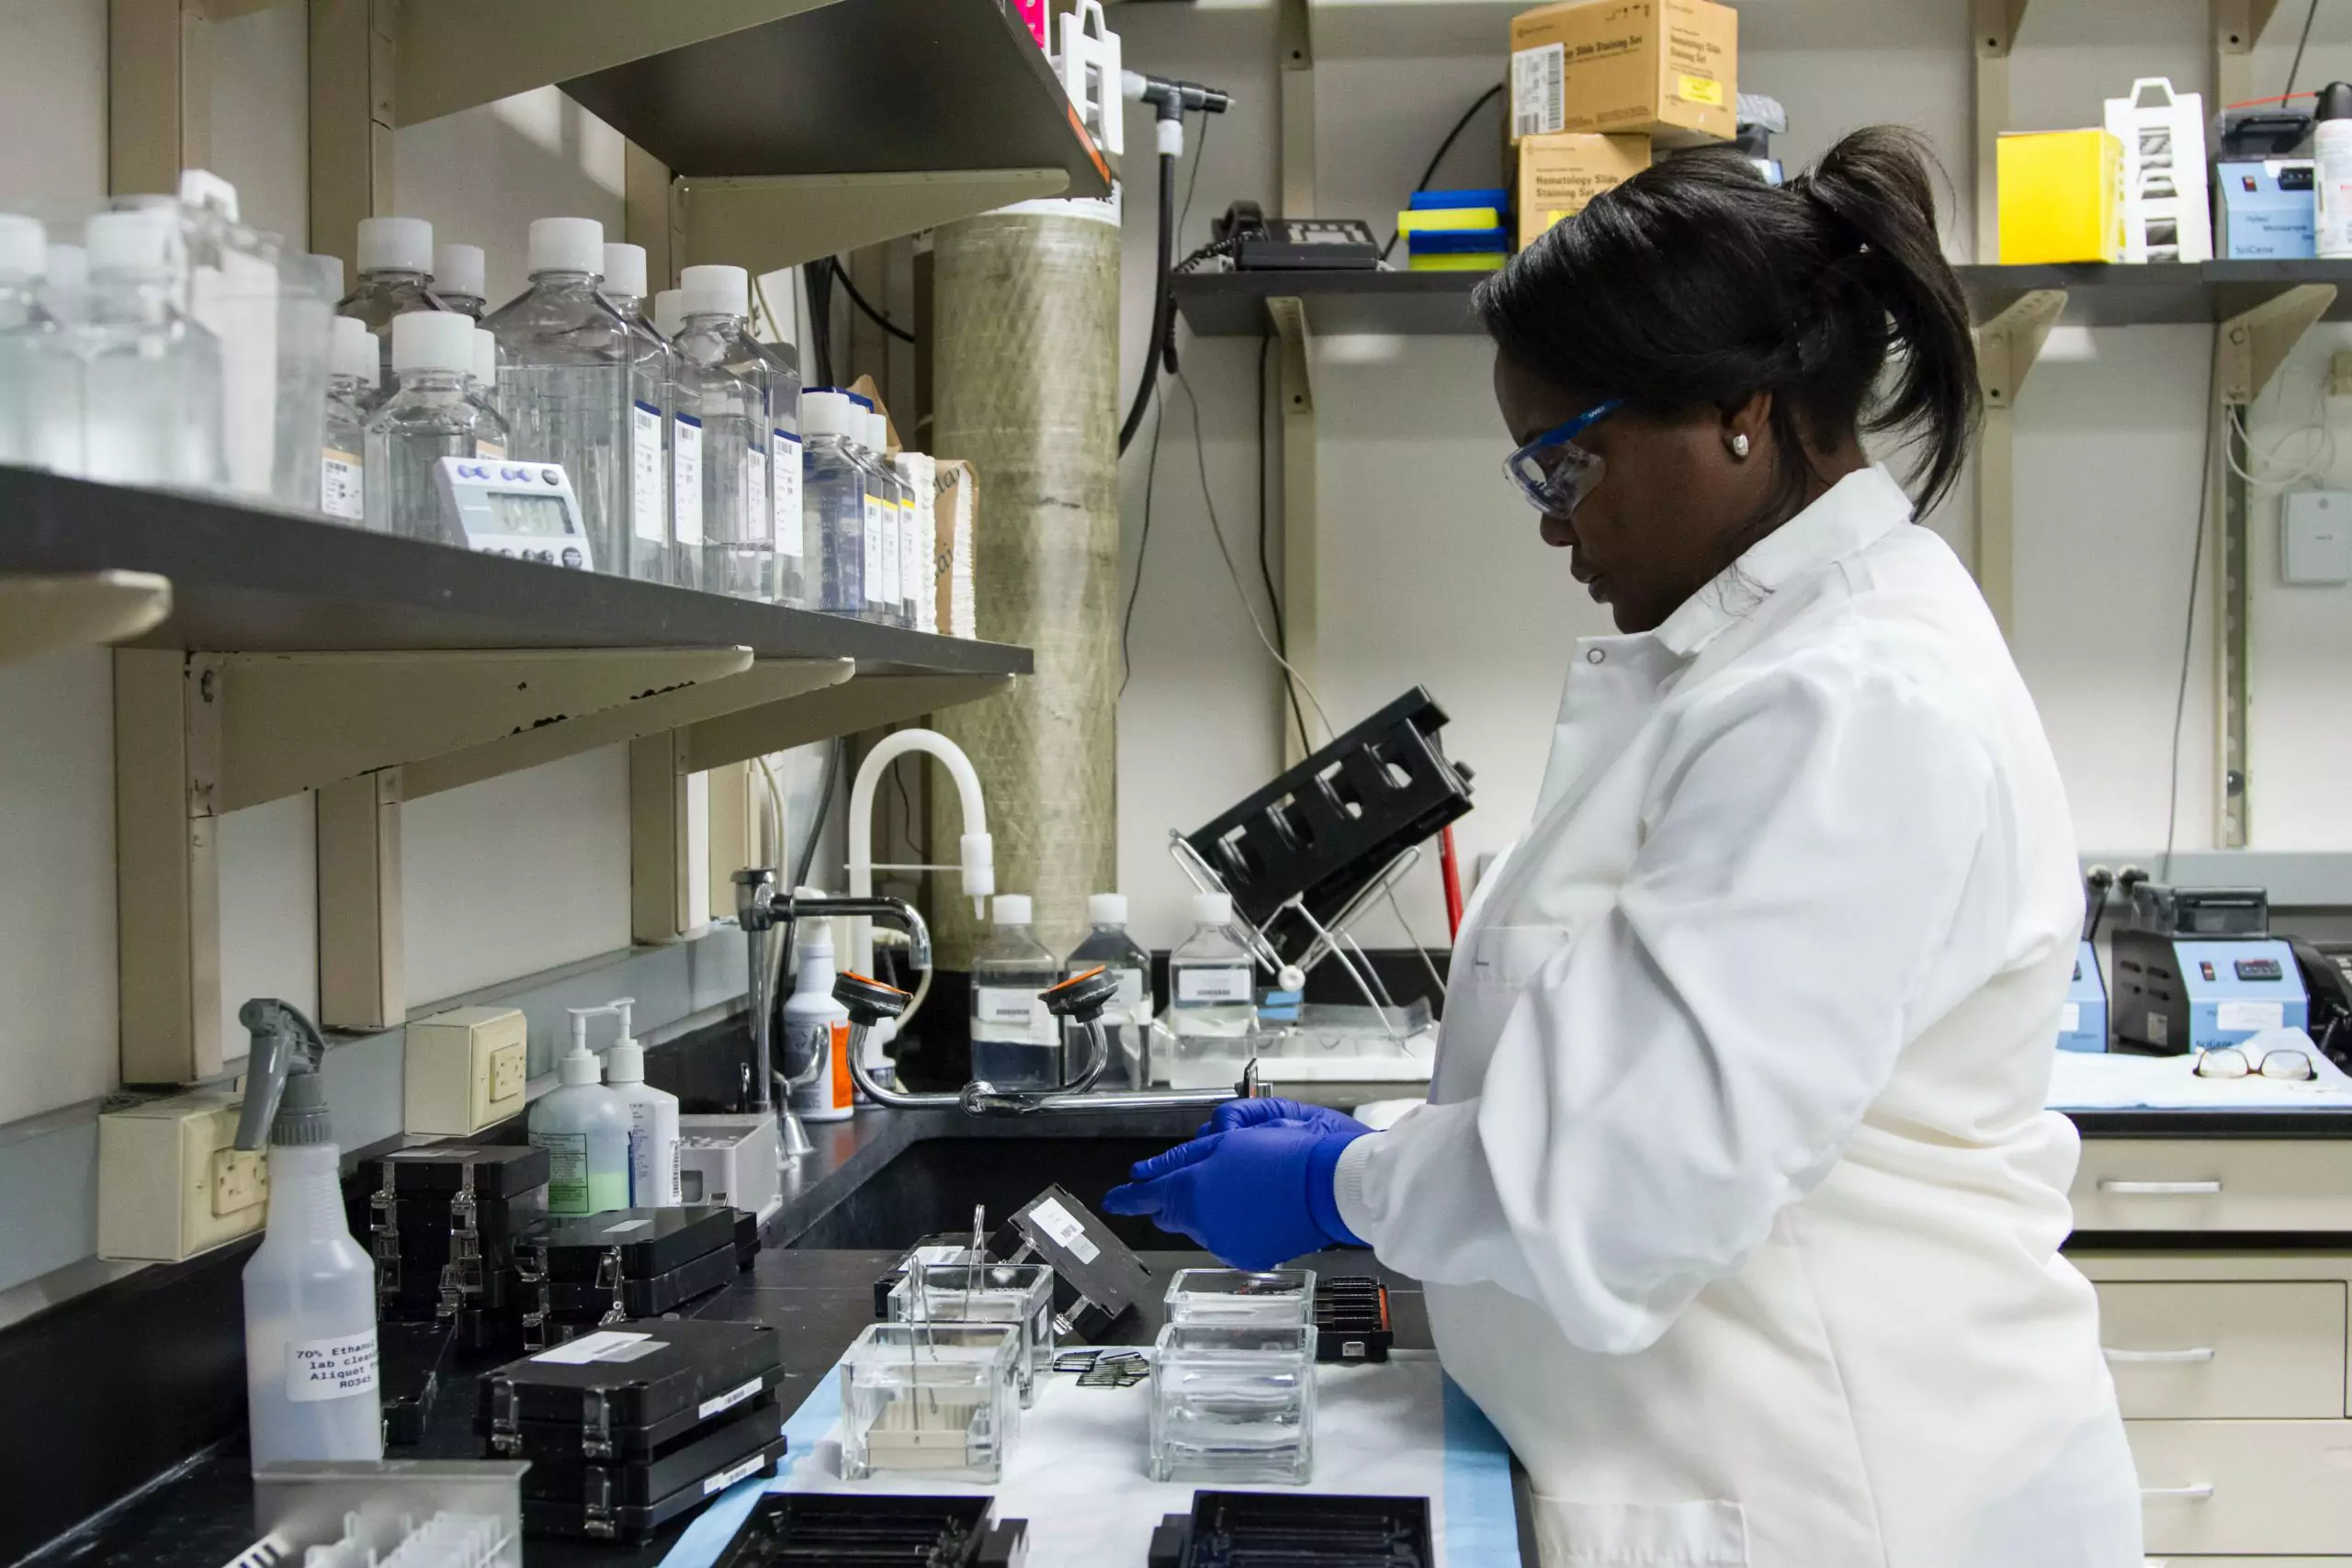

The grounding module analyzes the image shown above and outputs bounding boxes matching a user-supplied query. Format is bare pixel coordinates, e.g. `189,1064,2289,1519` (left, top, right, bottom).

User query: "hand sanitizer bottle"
598,998,682,1206
235,999,381,1466
531,1010,633,1216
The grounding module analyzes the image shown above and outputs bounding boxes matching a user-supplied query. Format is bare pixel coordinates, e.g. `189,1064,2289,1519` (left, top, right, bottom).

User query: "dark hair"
1476,126,1979,515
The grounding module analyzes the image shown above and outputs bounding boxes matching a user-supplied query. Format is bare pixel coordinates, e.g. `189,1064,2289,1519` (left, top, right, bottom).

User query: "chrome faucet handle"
833,969,911,1028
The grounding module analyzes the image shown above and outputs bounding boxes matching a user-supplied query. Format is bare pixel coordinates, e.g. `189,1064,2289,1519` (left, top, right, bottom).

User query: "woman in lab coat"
1105,128,2142,1566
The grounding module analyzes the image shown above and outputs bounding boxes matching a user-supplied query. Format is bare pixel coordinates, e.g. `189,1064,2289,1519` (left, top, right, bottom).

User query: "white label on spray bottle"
631,400,664,541
673,414,705,546
746,440,769,544
1177,966,1253,1004
773,431,804,557
864,495,889,606
321,450,363,521
286,1330,379,1402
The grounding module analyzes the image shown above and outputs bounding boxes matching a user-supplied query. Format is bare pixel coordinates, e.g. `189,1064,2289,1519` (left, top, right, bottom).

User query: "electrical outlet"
406,1005,530,1134
489,1041,526,1103
209,1146,267,1218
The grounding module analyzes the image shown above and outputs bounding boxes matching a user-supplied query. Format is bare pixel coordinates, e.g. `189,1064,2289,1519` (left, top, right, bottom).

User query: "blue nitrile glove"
1199,1096,1363,1138
1102,1115,1371,1270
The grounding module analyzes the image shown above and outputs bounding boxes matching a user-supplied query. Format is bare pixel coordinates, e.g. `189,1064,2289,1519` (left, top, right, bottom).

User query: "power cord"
1380,84,1507,262
1118,383,1167,699
2160,352,2221,882
831,257,916,345
2285,0,2322,106
1255,329,1308,756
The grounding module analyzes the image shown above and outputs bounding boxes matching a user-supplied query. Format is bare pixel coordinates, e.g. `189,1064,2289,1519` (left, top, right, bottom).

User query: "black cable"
789,737,844,892
804,262,835,389
2286,0,2322,106
1380,84,1506,262
831,257,916,345
1119,385,1167,697
1254,330,1308,755
2159,355,2221,885
1119,148,1180,455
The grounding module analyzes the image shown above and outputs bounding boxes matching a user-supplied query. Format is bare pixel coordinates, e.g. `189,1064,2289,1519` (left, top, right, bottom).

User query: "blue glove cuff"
1305,1129,1369,1248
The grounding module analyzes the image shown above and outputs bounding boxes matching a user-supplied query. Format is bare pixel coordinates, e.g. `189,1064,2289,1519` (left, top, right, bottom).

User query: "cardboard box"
934,458,978,640
1509,0,1736,148
1996,129,2124,264
1517,132,1651,249
2214,159,2315,259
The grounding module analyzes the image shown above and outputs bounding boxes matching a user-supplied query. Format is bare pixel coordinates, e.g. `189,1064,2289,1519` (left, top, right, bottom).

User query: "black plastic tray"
381,1320,454,1448
526,1205,740,1280
481,1319,783,1448
496,1364,786,1460
713,1493,1029,1568
1314,1276,1395,1365
521,1434,786,1542
538,1241,737,1323
520,1395,783,1506
1149,1491,1432,1568
357,1143,549,1200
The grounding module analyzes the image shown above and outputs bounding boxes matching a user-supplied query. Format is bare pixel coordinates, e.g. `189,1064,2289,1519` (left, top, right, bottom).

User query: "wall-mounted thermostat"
2283,490,2352,585
433,456,593,569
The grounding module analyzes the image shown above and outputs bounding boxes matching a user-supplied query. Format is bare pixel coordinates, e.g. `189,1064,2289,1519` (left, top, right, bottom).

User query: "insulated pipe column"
926,207,1121,965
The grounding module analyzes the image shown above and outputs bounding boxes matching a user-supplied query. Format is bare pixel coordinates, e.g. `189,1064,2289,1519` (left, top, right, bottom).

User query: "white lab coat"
1332,467,2142,1567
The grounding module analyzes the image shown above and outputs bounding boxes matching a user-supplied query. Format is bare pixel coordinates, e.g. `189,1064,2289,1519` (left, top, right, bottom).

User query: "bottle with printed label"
319,315,374,525
843,397,902,626
1169,892,1258,1044
871,410,922,628
431,242,487,320
896,450,936,633
482,218,634,581
971,894,1062,1091
337,217,450,402
468,328,510,459
798,389,866,616
1065,893,1155,1089
236,998,381,1466
531,1010,634,1217
652,289,703,589
596,998,682,1207
756,317,808,608
601,243,674,586
672,265,772,600
782,918,855,1122
363,311,501,545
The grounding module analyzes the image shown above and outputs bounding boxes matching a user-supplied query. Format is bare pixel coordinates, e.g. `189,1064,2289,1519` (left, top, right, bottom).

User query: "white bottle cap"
558,1041,604,1087
433,242,484,299
85,208,176,274
800,389,850,439
0,215,46,279
868,410,893,456
652,288,684,338
994,893,1034,926
1193,891,1234,926
473,326,499,386
1089,893,1128,926
331,315,378,384
390,308,475,374
357,215,433,274
605,1038,644,1083
45,243,85,294
602,243,649,299
308,253,345,303
527,216,605,276
797,918,837,957
680,263,749,319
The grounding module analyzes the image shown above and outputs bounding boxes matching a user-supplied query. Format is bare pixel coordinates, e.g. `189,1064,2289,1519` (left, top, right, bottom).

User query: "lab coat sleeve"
1336,650,2003,1353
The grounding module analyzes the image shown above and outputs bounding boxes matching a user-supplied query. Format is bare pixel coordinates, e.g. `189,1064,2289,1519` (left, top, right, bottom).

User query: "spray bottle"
235,998,381,1465
782,919,854,1122
531,1010,632,1216
596,998,682,1206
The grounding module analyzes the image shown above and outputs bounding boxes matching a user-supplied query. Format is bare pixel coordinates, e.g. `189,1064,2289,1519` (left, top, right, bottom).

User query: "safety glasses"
1503,398,1623,516
2193,1044,2316,1081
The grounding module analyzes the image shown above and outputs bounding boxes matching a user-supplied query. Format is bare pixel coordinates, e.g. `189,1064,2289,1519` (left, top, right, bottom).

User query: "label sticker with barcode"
533,1329,656,1365
703,1453,767,1495
1512,43,1566,138
1026,1196,1101,1265
697,1375,763,1421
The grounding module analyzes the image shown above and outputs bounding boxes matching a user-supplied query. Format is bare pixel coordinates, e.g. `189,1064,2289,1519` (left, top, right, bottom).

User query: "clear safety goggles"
2192,1044,2315,1081
1503,398,1623,516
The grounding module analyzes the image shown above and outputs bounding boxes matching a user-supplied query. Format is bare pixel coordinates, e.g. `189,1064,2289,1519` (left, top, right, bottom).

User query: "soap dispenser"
530,1007,633,1216
235,998,382,1466
598,998,682,1207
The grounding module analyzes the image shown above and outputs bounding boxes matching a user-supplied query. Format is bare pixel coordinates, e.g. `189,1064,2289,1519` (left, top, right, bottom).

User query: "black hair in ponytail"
1476,126,1980,516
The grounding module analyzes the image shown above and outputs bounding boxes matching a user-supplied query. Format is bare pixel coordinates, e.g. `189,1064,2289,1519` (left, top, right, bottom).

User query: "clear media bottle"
971,895,1062,1091
846,398,902,626
78,207,226,489
654,289,703,587
468,328,510,457
363,310,499,545
1066,893,1156,1089
1169,891,1258,1051
431,242,487,320
673,265,771,599
758,319,808,608
0,214,56,468
320,315,374,525
603,243,674,586
531,1012,633,1217
337,216,448,400
869,408,920,628
482,217,636,578
799,389,866,616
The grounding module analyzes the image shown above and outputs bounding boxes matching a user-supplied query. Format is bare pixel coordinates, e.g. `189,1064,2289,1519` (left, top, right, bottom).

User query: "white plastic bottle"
971,894,1062,1090
235,999,382,1466
530,1010,634,1216
604,242,675,587
1167,892,1258,1084
2322,96,2352,260
783,919,855,1122
432,242,487,320
338,216,449,398
598,998,682,1207
319,315,373,525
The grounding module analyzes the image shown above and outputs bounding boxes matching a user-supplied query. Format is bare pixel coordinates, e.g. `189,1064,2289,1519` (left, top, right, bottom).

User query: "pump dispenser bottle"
597,998,682,1206
531,1010,633,1216
235,998,381,1466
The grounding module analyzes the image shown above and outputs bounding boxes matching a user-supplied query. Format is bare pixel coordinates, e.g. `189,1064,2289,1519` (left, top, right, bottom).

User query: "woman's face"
1493,352,1778,635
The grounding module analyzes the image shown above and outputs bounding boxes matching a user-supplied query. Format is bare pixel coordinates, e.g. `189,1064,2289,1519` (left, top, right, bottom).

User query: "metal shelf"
1172,269,1484,338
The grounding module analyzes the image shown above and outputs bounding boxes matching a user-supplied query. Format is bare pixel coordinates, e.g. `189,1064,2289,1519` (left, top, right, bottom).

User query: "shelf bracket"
308,0,397,272
0,571,172,667
1970,0,2030,261
678,671,1014,773
109,0,211,197
2212,281,2335,850
1972,288,2064,635
2213,0,2284,110
1278,0,1316,220
680,171,1072,274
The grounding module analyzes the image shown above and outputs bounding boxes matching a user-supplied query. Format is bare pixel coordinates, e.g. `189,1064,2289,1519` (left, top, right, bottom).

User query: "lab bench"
2065,1106,2352,1560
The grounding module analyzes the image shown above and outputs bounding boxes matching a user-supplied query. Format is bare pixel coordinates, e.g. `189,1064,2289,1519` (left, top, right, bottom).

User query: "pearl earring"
1731,434,1750,459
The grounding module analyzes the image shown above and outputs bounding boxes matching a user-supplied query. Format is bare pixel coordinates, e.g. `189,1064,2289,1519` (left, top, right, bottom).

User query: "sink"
783,1132,1184,1252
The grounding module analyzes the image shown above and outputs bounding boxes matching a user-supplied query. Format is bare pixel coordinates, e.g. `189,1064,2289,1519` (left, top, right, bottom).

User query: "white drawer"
2097,1280,2346,1418
2072,1141,2352,1233
2129,1419,2352,1555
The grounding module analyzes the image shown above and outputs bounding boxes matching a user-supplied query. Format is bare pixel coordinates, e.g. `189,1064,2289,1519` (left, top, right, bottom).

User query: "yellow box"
1509,0,1736,147
1408,254,1509,272
1996,129,2124,264
1397,208,1506,233
1517,132,1651,249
